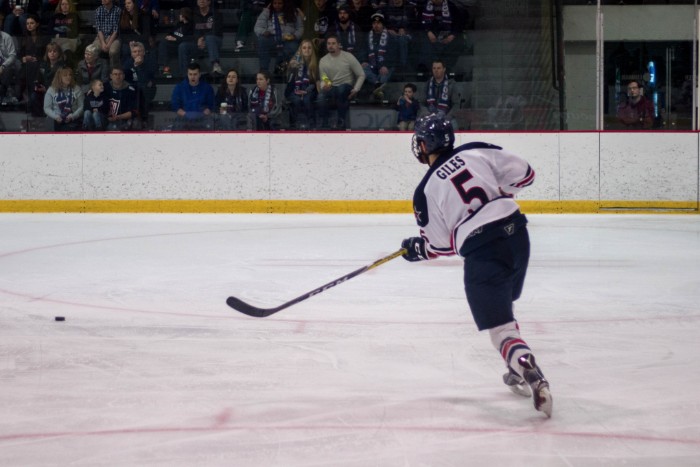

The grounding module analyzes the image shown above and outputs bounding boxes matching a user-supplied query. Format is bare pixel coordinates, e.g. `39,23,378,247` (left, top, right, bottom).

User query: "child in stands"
395,82,420,130
83,78,109,131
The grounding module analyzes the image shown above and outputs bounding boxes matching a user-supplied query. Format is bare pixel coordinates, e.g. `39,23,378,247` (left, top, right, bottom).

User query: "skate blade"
535,386,553,418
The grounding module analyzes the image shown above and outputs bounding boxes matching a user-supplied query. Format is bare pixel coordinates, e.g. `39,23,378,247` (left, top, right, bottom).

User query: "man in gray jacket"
0,30,20,105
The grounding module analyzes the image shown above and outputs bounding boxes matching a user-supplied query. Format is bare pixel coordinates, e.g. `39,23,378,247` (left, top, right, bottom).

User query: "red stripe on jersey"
431,250,453,257
422,229,457,257
513,167,535,188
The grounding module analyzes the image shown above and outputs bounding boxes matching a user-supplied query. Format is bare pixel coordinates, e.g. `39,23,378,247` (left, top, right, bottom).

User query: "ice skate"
503,367,531,397
518,354,553,418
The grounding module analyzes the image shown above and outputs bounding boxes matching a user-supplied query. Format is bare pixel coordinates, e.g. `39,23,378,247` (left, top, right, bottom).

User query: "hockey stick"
227,248,407,318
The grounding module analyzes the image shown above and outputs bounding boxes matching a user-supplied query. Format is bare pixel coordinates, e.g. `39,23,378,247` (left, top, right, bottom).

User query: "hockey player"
400,113,553,418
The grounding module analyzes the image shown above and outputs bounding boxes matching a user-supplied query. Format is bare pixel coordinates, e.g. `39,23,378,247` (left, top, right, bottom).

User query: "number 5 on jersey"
450,169,489,214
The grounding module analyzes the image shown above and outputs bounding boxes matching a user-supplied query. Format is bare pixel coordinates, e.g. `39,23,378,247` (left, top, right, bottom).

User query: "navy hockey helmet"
411,113,455,163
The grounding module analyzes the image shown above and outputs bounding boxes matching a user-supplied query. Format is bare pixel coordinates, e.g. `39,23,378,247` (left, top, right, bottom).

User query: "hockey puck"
54,316,65,322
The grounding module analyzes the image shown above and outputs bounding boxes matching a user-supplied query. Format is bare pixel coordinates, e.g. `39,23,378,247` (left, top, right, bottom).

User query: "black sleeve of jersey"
454,142,503,152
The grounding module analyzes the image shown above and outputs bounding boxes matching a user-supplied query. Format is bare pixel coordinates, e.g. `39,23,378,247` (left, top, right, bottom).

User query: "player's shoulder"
454,142,503,154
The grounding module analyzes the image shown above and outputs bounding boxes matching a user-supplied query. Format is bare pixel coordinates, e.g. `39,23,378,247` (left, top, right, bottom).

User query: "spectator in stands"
49,0,80,64
156,6,192,78
123,41,156,128
40,41,66,79
33,41,65,115
616,79,655,130
104,66,138,130
171,61,215,130
422,58,458,127
187,0,223,77
317,34,365,130
348,0,373,32
118,0,151,64
215,68,248,130
384,0,416,70
331,4,363,59
303,0,337,54
0,1,8,28
0,29,20,104
0,0,24,37
76,43,109,92
285,39,319,129
254,0,303,76
136,0,160,49
82,78,109,130
395,81,419,130
19,14,44,105
3,0,40,36
370,0,387,12
360,12,397,101
44,65,84,131
248,69,281,131
93,0,122,69
233,0,266,52
417,0,463,72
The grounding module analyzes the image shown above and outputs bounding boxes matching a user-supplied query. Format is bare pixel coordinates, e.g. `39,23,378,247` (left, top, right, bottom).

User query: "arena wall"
0,132,697,213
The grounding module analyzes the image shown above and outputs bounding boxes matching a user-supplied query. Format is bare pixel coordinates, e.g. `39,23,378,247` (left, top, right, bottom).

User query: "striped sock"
500,337,532,377
489,321,533,378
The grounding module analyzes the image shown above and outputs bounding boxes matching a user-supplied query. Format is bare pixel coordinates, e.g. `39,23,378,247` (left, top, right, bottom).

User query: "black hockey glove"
401,237,428,262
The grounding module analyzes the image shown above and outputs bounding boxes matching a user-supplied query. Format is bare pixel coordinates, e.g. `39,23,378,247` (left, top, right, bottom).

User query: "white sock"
489,321,532,378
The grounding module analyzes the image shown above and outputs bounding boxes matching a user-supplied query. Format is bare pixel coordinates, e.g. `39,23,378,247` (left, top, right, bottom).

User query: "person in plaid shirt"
92,0,122,69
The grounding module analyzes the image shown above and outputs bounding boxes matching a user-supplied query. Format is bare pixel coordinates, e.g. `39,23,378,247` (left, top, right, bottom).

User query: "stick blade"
226,296,279,318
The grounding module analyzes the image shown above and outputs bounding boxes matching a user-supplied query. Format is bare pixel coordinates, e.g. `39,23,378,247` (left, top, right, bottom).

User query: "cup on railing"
220,102,228,115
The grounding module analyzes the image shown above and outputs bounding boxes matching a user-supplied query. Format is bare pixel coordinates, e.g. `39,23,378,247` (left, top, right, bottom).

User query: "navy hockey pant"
463,225,530,331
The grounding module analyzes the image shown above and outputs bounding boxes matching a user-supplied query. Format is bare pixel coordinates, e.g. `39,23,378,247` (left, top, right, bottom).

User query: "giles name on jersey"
435,155,466,180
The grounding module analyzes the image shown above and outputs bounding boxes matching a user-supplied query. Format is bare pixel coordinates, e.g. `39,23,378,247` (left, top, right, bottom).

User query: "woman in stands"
285,39,319,130
19,14,46,113
248,70,281,131
49,0,80,64
76,43,109,93
215,68,249,131
119,0,151,63
44,66,84,131
32,42,66,116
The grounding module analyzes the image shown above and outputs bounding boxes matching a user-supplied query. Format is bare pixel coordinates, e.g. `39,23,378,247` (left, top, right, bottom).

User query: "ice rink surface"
1,213,699,466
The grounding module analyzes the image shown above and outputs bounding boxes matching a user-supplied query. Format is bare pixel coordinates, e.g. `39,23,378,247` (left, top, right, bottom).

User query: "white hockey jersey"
412,142,535,258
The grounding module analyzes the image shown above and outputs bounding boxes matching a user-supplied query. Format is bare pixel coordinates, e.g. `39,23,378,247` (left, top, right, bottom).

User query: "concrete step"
473,39,550,57
470,29,544,45
475,16,544,31
472,65,551,81
467,106,557,130
471,87,557,110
